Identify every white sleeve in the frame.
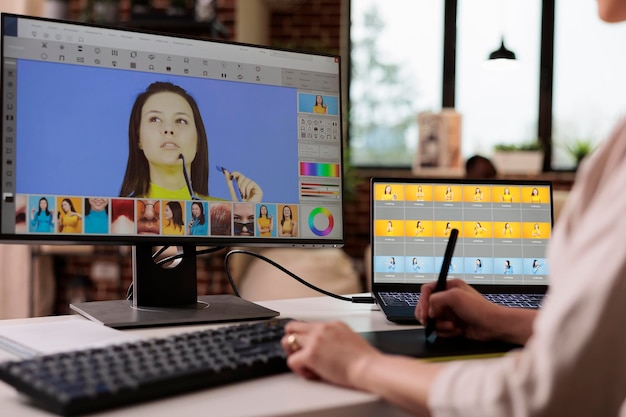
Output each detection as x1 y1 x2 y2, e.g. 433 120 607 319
429 120 626 417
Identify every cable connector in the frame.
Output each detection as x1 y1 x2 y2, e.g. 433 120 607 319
350 296 376 304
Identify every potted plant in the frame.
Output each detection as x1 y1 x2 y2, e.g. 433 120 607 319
565 139 596 167
492 140 543 175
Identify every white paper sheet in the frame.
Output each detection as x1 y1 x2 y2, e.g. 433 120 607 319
0 318 139 360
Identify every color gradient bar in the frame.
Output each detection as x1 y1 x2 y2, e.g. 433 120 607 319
299 162 340 177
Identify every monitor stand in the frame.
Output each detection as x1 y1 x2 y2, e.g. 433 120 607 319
70 244 279 329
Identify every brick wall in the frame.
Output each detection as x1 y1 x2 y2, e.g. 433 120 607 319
268 0 342 53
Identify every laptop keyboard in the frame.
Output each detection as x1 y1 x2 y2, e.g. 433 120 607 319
483 293 544 309
380 292 543 309
380 291 421 307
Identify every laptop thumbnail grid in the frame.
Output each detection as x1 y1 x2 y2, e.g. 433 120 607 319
371 179 553 288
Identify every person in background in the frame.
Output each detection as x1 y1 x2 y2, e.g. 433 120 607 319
279 2 626 416
465 154 497 179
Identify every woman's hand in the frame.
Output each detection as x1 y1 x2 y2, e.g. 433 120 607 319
417 279 508 342
281 320 382 389
222 169 263 202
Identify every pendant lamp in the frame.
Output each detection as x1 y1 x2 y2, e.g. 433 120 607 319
488 37 517 61
486 0 518 68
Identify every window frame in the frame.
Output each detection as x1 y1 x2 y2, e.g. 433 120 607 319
348 0 558 171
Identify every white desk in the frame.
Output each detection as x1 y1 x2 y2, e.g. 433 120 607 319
0 295 416 417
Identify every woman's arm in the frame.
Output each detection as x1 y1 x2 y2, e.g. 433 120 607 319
283 320 442 417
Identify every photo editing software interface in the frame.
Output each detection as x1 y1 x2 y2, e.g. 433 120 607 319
0 14 344 246
372 180 552 286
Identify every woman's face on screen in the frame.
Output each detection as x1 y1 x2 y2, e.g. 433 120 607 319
191 203 201 218
164 204 173 220
138 92 198 170
89 198 107 211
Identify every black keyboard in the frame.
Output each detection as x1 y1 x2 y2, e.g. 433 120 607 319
380 291 543 309
0 318 291 416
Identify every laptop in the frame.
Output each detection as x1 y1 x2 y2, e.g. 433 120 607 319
370 177 552 324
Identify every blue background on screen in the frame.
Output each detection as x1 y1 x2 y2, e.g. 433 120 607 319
374 256 404 273
298 93 339 115
464 257 494 274
15 60 298 203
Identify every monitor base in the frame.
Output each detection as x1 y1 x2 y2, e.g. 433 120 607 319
70 294 279 329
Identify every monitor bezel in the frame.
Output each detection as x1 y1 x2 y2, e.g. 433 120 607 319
0 13 345 249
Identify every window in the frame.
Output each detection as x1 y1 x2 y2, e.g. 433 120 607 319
349 0 444 167
552 0 626 168
350 0 626 170
456 0 541 157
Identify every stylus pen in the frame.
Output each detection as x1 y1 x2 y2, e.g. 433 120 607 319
424 228 459 341
216 165 243 201
179 154 201 200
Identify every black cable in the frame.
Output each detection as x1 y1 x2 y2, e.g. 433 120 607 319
155 246 225 266
223 249 375 304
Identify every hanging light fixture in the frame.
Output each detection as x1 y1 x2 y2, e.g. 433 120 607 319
485 0 518 69
489 37 516 60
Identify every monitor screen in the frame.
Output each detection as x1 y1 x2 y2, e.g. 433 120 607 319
0 13 344 327
0 13 344 248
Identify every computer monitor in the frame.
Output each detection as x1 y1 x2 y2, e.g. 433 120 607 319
0 13 344 328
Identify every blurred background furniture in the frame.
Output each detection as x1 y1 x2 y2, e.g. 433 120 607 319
229 248 362 301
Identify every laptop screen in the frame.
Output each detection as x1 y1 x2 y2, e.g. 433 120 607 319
371 178 553 289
